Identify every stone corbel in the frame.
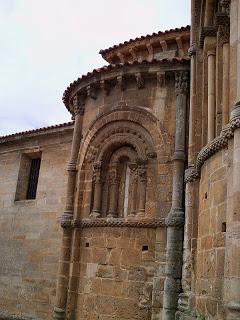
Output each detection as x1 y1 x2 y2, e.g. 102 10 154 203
135 73 144 89
176 36 184 56
117 75 126 91
146 42 154 61
160 40 168 51
117 52 125 64
100 80 111 96
129 48 138 62
87 84 97 100
156 72 165 87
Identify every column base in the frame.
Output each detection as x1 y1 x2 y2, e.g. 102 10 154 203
107 212 117 218
225 302 240 320
90 211 101 218
178 292 192 312
53 306 65 319
175 311 195 320
136 211 145 217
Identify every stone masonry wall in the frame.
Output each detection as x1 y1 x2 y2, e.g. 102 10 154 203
195 147 229 319
0 131 72 319
75 226 166 320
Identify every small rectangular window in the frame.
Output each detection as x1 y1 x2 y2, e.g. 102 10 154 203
15 151 41 201
26 158 41 199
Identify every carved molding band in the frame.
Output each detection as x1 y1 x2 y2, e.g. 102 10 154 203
185 102 240 183
72 218 166 229
184 167 199 183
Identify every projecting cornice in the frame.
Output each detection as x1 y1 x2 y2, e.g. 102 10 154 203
99 25 190 64
62 58 190 115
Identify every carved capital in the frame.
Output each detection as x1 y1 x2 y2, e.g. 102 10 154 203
218 25 230 45
137 160 147 182
220 0 230 14
175 71 189 95
72 94 85 116
135 73 145 89
93 161 102 183
108 164 119 185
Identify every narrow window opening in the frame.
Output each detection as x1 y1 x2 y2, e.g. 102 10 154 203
204 192 208 199
15 152 41 201
85 242 90 247
222 222 226 232
142 245 149 251
26 158 41 199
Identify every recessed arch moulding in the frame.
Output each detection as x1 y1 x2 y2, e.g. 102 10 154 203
74 105 174 221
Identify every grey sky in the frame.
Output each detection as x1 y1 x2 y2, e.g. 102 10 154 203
0 0 190 136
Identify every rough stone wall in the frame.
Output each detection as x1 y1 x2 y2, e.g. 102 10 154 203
195 147 229 319
75 227 166 320
0 132 72 319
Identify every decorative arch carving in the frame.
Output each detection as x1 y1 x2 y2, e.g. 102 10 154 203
76 106 169 220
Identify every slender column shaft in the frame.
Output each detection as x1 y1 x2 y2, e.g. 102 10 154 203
92 182 102 214
54 96 84 319
107 164 119 217
163 71 189 320
222 42 230 125
91 162 102 218
137 160 147 216
207 50 216 142
129 164 138 216
178 42 198 312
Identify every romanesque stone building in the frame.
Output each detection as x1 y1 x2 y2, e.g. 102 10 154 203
0 1 239 319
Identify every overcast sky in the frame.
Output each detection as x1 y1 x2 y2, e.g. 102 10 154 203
0 0 190 136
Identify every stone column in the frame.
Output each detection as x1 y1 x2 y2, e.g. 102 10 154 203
129 163 138 217
90 161 102 218
163 71 189 320
222 41 230 125
136 159 147 217
107 163 119 217
53 95 84 319
207 49 216 142
178 44 199 313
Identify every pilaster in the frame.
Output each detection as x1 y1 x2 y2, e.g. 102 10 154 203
162 71 189 320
